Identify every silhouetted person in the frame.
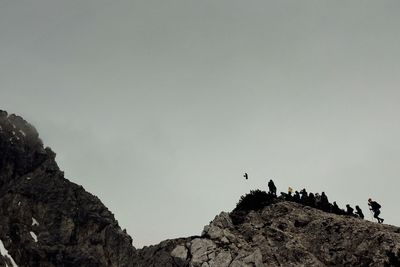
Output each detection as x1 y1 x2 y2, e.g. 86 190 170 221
279 192 287 200
346 204 354 216
315 193 321 208
327 202 333 213
300 189 308 203
293 191 301 203
368 198 384 223
281 188 293 201
355 205 364 219
307 193 316 207
332 201 344 215
243 173 248 180
268 179 277 196
286 187 293 201
320 192 330 212
288 187 293 195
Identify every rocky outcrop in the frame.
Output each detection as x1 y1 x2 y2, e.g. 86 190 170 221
0 111 135 266
1 110 399 266
135 202 400 267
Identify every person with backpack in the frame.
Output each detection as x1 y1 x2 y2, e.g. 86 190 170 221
332 201 344 215
300 189 308 203
307 193 316 207
284 187 293 201
320 192 330 212
368 198 384 223
268 179 277 196
355 205 364 219
293 191 301 203
346 204 355 216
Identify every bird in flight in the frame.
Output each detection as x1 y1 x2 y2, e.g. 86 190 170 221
243 173 248 180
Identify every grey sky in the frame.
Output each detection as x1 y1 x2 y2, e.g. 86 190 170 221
1 1 400 247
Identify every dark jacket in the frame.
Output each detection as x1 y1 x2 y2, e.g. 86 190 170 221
369 201 381 211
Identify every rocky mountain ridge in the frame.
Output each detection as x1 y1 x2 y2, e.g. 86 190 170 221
0 111 135 266
1 110 399 267
134 192 400 267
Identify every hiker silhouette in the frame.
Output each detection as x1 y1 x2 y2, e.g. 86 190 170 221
308 193 316 207
320 192 330 212
346 204 354 216
293 191 301 203
300 189 308 203
268 179 277 196
332 201 344 215
368 198 384 223
355 205 364 219
286 187 293 201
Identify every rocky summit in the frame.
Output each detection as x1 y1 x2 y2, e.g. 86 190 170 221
1 110 400 267
135 199 400 267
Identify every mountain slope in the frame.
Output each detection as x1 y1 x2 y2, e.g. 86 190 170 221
0 111 135 266
135 200 400 267
1 110 399 267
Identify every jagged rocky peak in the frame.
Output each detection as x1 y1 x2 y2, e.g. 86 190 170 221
0 110 135 266
0 110 52 188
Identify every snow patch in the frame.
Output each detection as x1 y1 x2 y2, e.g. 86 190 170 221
30 231 38 243
18 130 26 137
26 177 31 180
0 239 18 267
12 131 15 135
32 218 39 226
17 202 21 206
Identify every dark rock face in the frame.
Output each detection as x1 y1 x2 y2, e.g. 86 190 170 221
0 111 135 266
1 110 400 266
136 203 400 267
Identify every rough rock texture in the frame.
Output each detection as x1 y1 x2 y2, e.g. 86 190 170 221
136 203 400 267
1 110 400 266
0 111 135 266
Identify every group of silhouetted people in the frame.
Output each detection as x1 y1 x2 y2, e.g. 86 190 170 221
264 179 384 224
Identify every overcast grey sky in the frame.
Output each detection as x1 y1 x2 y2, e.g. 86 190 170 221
1 0 400 247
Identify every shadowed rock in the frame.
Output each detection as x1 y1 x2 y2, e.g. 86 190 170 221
136 202 400 266
0 111 135 266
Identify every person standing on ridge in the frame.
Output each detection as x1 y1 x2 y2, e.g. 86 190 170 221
315 193 321 208
300 189 308 203
308 193 316 207
346 204 354 216
320 192 330 212
368 198 384 223
332 201 344 215
293 191 301 203
288 187 293 195
268 179 277 196
286 187 293 200
355 205 364 219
